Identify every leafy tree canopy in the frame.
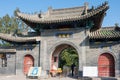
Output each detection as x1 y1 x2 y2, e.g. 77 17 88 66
0 8 33 46
59 47 79 69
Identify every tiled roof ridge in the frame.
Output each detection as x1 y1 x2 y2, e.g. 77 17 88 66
89 26 120 41
52 6 85 11
95 26 120 31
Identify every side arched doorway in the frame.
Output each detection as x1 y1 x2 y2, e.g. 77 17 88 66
98 53 115 77
51 44 79 76
23 55 34 74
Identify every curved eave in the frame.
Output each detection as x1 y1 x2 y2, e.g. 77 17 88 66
0 33 40 43
0 49 16 53
17 3 109 24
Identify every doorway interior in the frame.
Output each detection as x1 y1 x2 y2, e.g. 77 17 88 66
51 44 79 76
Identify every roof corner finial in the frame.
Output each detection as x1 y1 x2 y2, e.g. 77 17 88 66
115 23 119 27
84 2 89 15
40 10 42 14
91 6 94 10
102 1 108 6
105 1 108 5
38 10 42 18
114 23 120 31
48 6 52 11
14 8 21 17
48 6 52 15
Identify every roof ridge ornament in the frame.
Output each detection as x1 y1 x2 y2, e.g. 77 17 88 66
38 11 42 18
114 23 120 31
48 6 52 15
84 2 89 15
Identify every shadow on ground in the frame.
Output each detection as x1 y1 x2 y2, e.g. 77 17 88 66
100 77 117 80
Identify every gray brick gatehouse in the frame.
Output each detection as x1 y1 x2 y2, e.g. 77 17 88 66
0 1 120 77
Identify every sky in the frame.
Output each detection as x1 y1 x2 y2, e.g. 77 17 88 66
0 0 120 27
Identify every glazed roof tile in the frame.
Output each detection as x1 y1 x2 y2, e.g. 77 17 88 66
89 27 120 40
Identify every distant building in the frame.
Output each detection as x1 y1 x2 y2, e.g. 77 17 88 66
0 1 120 77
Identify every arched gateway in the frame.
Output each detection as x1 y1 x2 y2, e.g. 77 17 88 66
1 1 120 77
98 53 115 77
50 44 79 74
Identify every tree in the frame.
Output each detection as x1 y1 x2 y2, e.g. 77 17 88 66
59 47 79 69
0 8 33 46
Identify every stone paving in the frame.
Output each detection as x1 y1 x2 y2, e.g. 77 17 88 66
1 75 120 80
0 75 78 80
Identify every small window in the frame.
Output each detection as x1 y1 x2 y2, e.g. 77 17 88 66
54 57 57 62
1 54 7 67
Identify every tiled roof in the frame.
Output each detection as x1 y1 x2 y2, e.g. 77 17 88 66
16 2 109 24
0 33 41 43
89 27 120 41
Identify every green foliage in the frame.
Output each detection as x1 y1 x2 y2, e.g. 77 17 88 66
59 47 78 69
0 40 11 46
0 14 19 34
0 8 33 46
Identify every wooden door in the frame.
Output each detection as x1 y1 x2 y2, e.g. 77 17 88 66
24 55 34 74
98 53 115 77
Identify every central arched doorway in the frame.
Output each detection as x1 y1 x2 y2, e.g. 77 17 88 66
51 44 79 76
98 53 115 77
59 47 79 69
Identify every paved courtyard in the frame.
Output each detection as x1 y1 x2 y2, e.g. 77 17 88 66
1 75 120 80
0 75 78 80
